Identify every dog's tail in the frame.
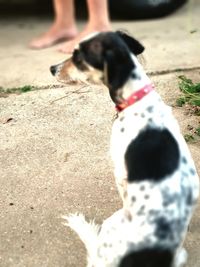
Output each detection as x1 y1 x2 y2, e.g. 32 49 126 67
62 213 100 262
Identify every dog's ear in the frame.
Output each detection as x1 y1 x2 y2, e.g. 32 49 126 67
116 31 145 55
104 48 134 103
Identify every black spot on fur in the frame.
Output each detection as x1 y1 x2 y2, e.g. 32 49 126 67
155 217 171 240
182 157 187 164
162 197 175 207
144 195 149 199
183 185 195 206
131 72 138 79
132 196 136 202
146 106 154 113
140 185 145 191
149 209 160 217
121 128 125 132
125 128 180 182
189 168 195 175
141 113 145 118
137 205 145 215
186 189 193 205
162 190 177 207
119 247 173 267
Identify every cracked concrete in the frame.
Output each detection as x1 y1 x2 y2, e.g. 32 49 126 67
0 1 200 266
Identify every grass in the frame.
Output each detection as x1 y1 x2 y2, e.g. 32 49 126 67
176 75 200 142
196 127 200 137
176 75 200 109
0 85 35 96
0 84 65 97
184 134 195 143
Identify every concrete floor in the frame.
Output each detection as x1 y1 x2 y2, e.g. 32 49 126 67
0 1 200 266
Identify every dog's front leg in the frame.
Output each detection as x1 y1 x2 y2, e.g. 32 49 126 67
114 166 128 204
111 136 128 204
110 118 131 205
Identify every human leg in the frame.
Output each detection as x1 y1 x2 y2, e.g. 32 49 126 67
58 0 111 53
29 0 77 49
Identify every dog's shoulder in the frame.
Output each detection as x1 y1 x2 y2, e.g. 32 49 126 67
125 127 180 183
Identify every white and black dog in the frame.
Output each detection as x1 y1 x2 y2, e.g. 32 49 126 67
50 31 199 267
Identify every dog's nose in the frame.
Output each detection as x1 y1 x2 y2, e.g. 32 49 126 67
50 65 57 76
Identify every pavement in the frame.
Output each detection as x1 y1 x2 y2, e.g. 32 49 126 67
0 1 200 266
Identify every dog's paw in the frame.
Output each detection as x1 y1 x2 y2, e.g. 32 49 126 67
174 247 188 267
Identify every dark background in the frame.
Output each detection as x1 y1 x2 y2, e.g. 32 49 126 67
0 0 188 20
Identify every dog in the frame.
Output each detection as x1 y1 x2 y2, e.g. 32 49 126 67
50 31 199 267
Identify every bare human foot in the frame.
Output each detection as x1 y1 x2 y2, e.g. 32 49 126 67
57 24 112 54
29 23 78 50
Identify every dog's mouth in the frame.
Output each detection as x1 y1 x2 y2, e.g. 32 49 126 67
50 59 80 83
50 58 104 85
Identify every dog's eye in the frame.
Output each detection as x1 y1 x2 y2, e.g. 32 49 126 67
72 49 88 71
72 49 83 64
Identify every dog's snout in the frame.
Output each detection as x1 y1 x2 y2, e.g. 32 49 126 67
50 65 57 76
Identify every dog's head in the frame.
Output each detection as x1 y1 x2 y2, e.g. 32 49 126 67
50 31 144 104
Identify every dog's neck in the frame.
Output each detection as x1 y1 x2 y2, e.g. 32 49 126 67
123 56 151 99
116 56 153 111
116 84 154 112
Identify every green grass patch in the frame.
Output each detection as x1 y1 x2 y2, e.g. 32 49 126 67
196 127 200 137
176 75 200 143
176 75 200 108
0 85 35 95
184 129 200 143
184 134 195 143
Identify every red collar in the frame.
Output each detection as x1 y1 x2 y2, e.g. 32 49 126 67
116 84 154 112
